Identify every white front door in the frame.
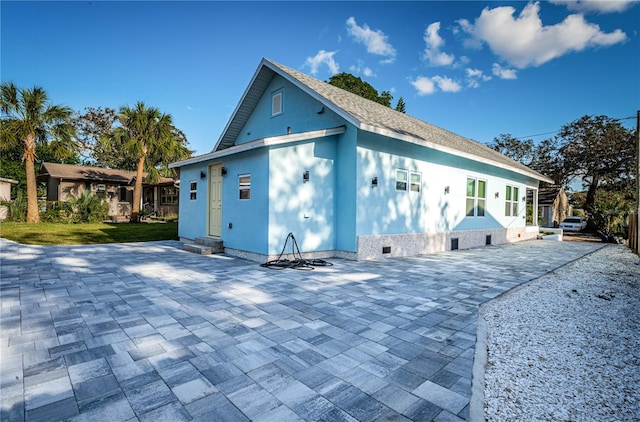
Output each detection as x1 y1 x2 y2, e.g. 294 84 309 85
208 164 223 237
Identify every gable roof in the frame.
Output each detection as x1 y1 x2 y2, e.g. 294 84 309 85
181 58 552 183
38 162 174 185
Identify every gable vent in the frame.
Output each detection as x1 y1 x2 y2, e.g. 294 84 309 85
272 92 282 116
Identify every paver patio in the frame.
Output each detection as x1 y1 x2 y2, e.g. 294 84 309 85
0 238 603 421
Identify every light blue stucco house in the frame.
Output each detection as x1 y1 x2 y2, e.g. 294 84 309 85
169 58 553 261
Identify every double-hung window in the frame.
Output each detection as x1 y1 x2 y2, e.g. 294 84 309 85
396 169 421 192
505 185 519 216
189 181 197 200
466 177 486 217
239 174 251 200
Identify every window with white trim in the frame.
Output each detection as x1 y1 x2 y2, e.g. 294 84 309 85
396 169 408 191
239 174 251 200
189 181 197 200
466 177 486 217
410 172 421 192
272 91 283 116
161 186 178 205
505 185 519 216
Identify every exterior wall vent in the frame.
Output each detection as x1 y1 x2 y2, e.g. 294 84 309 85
486 235 492 245
382 246 391 254
451 238 459 250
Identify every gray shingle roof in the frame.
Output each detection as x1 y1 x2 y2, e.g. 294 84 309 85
213 58 552 183
38 162 174 185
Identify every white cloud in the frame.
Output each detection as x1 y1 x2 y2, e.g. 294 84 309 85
423 22 455 66
349 62 375 77
466 68 492 88
410 75 461 95
465 2 627 68
346 17 396 61
305 50 340 75
433 76 462 92
550 0 639 13
492 63 518 79
410 76 436 95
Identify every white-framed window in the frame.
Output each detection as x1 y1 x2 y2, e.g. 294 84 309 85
239 174 251 200
505 185 519 216
410 172 421 193
272 91 283 116
466 177 486 217
161 186 178 205
189 181 197 200
396 169 421 192
396 169 408 191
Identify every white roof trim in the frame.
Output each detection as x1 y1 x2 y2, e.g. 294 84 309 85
170 126 346 168
360 123 554 184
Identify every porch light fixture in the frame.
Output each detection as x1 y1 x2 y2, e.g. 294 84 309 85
303 171 310 182
221 167 227 176
522 196 526 202
372 177 378 188
444 186 450 194
200 171 206 179
495 192 499 199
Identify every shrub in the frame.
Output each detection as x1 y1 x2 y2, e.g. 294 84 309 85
0 190 27 222
69 191 108 223
588 191 633 241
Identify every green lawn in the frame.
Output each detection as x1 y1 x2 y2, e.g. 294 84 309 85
0 221 179 245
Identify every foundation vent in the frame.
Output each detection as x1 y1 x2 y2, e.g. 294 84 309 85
451 238 459 250
382 246 391 254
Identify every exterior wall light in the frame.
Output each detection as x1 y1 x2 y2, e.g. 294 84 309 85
303 171 310 182
372 177 378 188
200 171 206 179
444 186 450 194
221 167 227 176
495 192 499 199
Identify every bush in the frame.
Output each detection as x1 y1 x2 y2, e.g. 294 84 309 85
588 191 633 241
0 190 27 222
69 191 109 223
41 201 74 223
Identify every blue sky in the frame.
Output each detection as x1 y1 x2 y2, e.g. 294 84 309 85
2 1 639 157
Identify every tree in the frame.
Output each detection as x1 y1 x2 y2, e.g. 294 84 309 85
395 97 406 113
558 115 635 210
110 102 192 222
328 73 395 108
488 134 535 166
0 83 76 222
73 107 127 168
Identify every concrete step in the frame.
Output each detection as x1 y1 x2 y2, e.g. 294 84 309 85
194 237 224 253
183 243 213 255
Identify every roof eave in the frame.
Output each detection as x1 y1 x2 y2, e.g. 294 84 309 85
170 125 347 168
360 123 554 184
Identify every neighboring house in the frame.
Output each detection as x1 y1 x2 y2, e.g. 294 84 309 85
0 177 19 221
37 162 179 219
538 187 571 228
170 58 553 261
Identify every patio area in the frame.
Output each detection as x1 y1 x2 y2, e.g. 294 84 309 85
0 238 603 421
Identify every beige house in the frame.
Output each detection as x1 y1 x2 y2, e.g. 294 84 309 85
0 177 19 220
38 162 178 219
538 187 571 228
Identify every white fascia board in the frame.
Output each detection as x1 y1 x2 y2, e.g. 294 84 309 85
360 123 554 184
169 126 346 168
262 61 361 128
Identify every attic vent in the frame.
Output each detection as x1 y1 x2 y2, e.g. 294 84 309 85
272 91 282 116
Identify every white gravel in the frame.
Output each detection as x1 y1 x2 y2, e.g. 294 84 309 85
481 245 640 421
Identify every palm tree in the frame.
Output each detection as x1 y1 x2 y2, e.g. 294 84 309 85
111 102 191 222
0 83 75 222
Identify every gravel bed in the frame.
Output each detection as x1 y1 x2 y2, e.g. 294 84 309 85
482 245 640 421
